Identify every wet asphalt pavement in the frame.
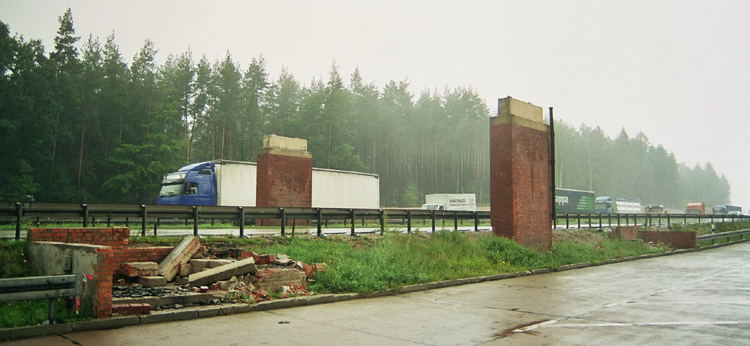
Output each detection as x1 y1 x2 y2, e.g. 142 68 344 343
6 241 750 346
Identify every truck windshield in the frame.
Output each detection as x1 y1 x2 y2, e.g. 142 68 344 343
159 183 183 197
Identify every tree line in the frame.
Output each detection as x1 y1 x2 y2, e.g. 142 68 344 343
554 122 731 209
0 10 732 209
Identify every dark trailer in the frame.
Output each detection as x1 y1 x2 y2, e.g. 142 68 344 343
555 188 595 214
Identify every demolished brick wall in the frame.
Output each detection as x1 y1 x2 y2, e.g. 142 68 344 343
28 227 178 318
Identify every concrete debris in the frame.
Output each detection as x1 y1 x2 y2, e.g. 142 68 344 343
138 276 168 287
177 263 192 277
256 268 306 292
120 262 159 277
159 236 201 281
274 253 293 265
188 257 257 287
112 303 151 315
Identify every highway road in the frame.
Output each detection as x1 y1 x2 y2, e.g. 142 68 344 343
6 241 750 345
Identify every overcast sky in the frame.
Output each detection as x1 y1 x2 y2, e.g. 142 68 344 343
2 1 749 211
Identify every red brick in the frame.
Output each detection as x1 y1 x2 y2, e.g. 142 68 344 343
490 106 552 251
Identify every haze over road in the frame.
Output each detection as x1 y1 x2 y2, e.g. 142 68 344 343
1 1 749 211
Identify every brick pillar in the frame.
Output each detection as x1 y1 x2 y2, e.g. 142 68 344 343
256 135 313 225
490 97 552 251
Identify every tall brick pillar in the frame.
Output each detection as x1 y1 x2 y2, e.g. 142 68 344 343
256 135 313 220
490 97 552 251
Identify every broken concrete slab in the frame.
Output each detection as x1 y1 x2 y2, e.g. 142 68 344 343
121 262 159 277
208 259 235 268
274 254 293 265
177 263 192 277
159 236 201 281
138 276 168 287
188 257 257 287
256 268 306 292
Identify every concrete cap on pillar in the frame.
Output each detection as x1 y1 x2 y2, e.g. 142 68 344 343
493 97 547 132
263 134 308 151
497 97 543 122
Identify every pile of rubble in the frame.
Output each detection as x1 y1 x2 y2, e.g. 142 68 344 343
112 236 326 315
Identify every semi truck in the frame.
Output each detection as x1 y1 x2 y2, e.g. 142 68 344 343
156 160 380 209
420 194 476 211
594 196 642 213
554 188 595 213
685 202 705 214
712 205 742 214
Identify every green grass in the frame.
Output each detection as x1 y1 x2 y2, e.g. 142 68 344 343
0 299 91 328
238 230 668 293
0 240 35 278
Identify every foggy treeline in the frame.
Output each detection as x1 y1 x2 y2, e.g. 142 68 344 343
555 122 731 209
0 11 731 209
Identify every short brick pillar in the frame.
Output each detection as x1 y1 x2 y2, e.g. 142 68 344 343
490 97 552 251
256 135 313 225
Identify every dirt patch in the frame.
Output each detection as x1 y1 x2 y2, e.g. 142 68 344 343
553 229 605 244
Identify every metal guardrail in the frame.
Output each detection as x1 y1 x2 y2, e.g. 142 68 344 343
3 202 748 239
553 212 750 229
697 229 750 244
0 273 84 323
0 202 491 240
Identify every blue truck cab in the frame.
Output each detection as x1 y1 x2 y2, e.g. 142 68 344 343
155 161 217 206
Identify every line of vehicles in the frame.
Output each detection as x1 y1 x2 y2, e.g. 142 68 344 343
154 160 741 215
555 188 744 215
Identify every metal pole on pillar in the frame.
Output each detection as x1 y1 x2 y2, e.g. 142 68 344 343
238 207 245 238
549 107 556 225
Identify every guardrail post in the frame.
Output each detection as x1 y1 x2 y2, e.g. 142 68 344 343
598 213 602 228
350 209 356 236
625 214 629 226
47 297 55 323
683 214 687 225
577 214 581 229
238 207 245 238
454 211 458 231
587 214 592 229
193 206 199 236
431 210 436 233
140 205 147 237
379 209 385 235
565 213 569 229
407 210 412 234
107 212 112 227
154 218 158 237
474 212 479 232
82 204 89 227
15 202 23 240
280 208 286 236
316 208 323 237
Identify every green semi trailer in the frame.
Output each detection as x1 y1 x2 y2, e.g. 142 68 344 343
555 188 595 213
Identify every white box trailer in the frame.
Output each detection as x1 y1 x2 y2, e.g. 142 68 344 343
158 160 380 209
421 194 476 211
312 168 380 209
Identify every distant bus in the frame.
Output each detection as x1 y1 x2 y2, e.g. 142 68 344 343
595 196 642 213
554 188 595 213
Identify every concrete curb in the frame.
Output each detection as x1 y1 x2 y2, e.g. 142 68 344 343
2 238 747 341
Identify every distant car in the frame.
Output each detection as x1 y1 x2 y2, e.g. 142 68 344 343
727 211 743 216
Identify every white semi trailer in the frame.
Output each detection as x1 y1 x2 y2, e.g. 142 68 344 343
420 194 477 211
157 160 380 209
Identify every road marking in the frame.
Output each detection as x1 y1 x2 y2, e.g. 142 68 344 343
513 319 559 333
